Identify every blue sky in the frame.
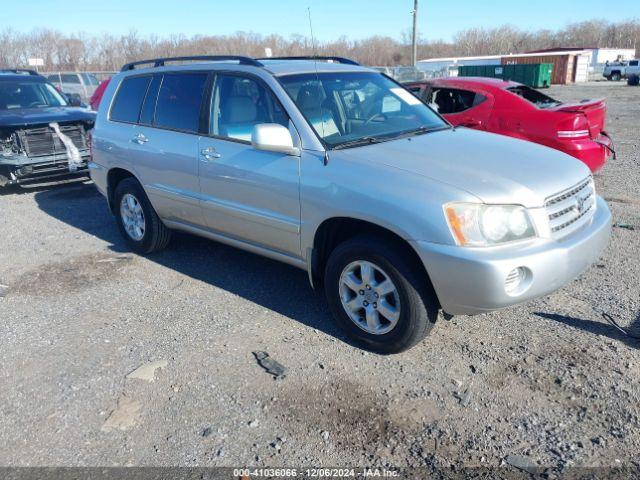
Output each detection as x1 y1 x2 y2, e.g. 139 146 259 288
3 0 637 41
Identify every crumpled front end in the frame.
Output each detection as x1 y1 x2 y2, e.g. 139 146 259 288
0 122 91 186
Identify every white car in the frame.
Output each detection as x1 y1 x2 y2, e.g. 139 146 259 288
45 72 100 102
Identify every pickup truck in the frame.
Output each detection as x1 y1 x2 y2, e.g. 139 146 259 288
603 59 639 81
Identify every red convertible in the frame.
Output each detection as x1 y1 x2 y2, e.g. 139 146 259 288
404 77 613 172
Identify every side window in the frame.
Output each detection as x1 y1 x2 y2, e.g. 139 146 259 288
60 74 81 84
154 73 208 133
630 60 639 66
110 76 152 123
432 88 486 114
139 75 162 126
46 74 59 83
210 74 288 142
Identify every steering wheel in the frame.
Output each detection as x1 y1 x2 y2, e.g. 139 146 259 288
363 112 387 125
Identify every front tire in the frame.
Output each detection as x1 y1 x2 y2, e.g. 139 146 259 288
324 235 438 354
114 177 171 254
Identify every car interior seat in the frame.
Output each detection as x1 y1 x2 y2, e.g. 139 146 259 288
219 95 258 141
296 84 340 138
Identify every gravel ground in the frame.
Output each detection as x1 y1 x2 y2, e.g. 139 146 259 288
0 81 638 474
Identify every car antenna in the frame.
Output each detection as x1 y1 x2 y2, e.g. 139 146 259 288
307 7 329 166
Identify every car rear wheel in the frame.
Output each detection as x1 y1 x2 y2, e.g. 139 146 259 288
114 177 171 254
324 235 438 354
611 72 621 81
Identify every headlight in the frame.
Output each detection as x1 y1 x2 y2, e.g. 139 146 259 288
444 203 536 246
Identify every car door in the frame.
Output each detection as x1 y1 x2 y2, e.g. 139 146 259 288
428 87 493 130
134 71 209 227
198 72 301 257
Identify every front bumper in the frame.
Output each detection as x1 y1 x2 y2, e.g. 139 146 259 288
0 153 90 186
412 196 612 315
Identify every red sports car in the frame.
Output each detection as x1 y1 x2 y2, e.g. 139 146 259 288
404 77 614 172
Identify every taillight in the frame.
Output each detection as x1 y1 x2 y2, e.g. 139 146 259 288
557 114 590 139
557 129 589 138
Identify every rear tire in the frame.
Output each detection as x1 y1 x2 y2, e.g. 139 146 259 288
113 177 171 254
611 72 621 81
324 235 438 354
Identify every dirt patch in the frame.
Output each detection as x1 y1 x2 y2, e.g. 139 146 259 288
9 253 134 297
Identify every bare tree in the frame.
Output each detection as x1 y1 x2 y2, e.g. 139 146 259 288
0 19 638 70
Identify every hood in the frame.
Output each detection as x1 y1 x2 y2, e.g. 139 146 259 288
335 127 591 207
0 107 96 128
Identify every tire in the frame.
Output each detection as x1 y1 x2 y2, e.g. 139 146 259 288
628 75 640 86
113 177 171 254
611 72 621 82
324 235 438 354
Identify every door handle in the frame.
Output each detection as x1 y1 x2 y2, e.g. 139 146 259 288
200 147 221 161
132 133 148 144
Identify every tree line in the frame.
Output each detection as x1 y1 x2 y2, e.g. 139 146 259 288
0 19 638 71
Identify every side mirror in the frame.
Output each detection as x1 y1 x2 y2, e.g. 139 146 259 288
251 123 300 156
65 93 83 107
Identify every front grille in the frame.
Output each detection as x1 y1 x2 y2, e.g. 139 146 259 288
17 124 87 158
545 176 596 238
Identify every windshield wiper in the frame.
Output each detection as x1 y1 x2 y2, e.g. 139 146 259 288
332 136 383 150
396 125 450 139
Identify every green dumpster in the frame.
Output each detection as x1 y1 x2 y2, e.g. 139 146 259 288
458 63 553 88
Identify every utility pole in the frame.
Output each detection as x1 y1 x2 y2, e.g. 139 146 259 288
411 0 418 66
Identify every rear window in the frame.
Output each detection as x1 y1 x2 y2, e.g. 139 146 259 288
60 74 81 84
154 73 208 133
507 86 560 109
110 76 152 123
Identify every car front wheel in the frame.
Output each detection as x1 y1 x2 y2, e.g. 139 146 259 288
324 235 438 354
114 177 171 254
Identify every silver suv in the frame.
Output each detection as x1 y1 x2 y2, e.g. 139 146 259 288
90 55 611 353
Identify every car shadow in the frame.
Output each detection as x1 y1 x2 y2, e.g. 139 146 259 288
0 177 90 196
34 182 355 347
534 312 640 349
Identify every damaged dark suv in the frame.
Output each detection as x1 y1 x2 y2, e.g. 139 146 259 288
0 69 95 188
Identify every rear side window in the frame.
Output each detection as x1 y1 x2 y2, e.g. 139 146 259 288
46 74 59 83
139 75 162 126
81 73 100 86
154 73 208 133
110 76 152 123
60 74 81 84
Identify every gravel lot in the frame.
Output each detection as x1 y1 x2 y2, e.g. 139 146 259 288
0 81 638 474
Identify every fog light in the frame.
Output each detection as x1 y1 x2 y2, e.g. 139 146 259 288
505 267 528 295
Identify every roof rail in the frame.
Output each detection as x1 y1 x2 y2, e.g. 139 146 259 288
121 55 264 71
259 56 360 66
0 69 41 76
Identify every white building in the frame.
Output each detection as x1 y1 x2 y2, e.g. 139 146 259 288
589 48 636 66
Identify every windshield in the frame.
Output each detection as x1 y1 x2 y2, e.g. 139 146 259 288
0 80 68 109
279 72 448 148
